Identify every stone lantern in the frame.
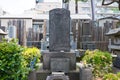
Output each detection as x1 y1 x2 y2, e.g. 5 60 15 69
106 28 120 69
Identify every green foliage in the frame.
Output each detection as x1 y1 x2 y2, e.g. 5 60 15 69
22 47 41 70
111 8 119 13
0 39 28 80
0 39 41 80
117 72 120 78
82 49 112 77
103 73 120 80
116 22 120 28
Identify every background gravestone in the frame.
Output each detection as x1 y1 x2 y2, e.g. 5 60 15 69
49 8 70 52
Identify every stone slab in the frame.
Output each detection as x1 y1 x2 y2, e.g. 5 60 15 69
50 58 70 73
43 52 76 71
113 57 120 68
79 67 93 80
46 74 69 80
49 8 70 52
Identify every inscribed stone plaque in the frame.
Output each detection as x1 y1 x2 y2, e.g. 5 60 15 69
43 52 76 70
49 8 70 52
50 58 70 73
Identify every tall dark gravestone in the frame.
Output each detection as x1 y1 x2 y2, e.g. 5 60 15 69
43 8 76 73
49 9 70 52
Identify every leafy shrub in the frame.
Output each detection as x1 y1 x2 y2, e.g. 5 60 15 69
22 47 41 70
0 39 29 80
103 73 120 80
117 72 120 78
0 39 41 80
82 49 112 77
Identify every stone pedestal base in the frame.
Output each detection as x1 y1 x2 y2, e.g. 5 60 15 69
51 58 70 73
28 69 79 80
79 67 93 80
43 52 76 72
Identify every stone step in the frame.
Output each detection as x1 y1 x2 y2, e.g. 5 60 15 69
28 70 79 80
46 73 69 80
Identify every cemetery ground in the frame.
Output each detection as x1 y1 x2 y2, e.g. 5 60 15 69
0 39 120 80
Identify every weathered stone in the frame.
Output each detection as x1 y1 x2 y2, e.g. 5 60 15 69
46 73 69 80
113 57 120 68
50 58 70 73
49 8 70 52
28 68 80 80
79 67 93 80
43 52 76 71
29 8 79 80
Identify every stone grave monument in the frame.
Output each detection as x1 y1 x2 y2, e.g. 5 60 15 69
29 8 79 80
43 8 76 80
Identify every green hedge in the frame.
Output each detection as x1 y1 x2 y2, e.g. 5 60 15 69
0 39 41 80
103 72 120 80
82 49 112 78
0 39 28 80
22 47 41 70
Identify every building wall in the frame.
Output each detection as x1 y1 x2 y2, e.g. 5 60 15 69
24 2 62 15
69 0 91 15
35 2 62 14
1 19 8 27
36 0 44 3
26 19 33 31
94 0 120 19
69 0 120 19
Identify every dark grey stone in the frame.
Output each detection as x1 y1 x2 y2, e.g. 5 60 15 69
50 58 70 73
28 70 36 80
46 74 69 80
28 69 80 80
43 52 76 71
79 67 93 80
36 70 51 80
113 57 120 68
49 8 70 52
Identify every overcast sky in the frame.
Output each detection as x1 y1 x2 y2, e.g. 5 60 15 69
0 0 61 14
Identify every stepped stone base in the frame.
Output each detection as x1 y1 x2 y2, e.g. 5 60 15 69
43 52 76 71
28 69 79 80
46 72 69 80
